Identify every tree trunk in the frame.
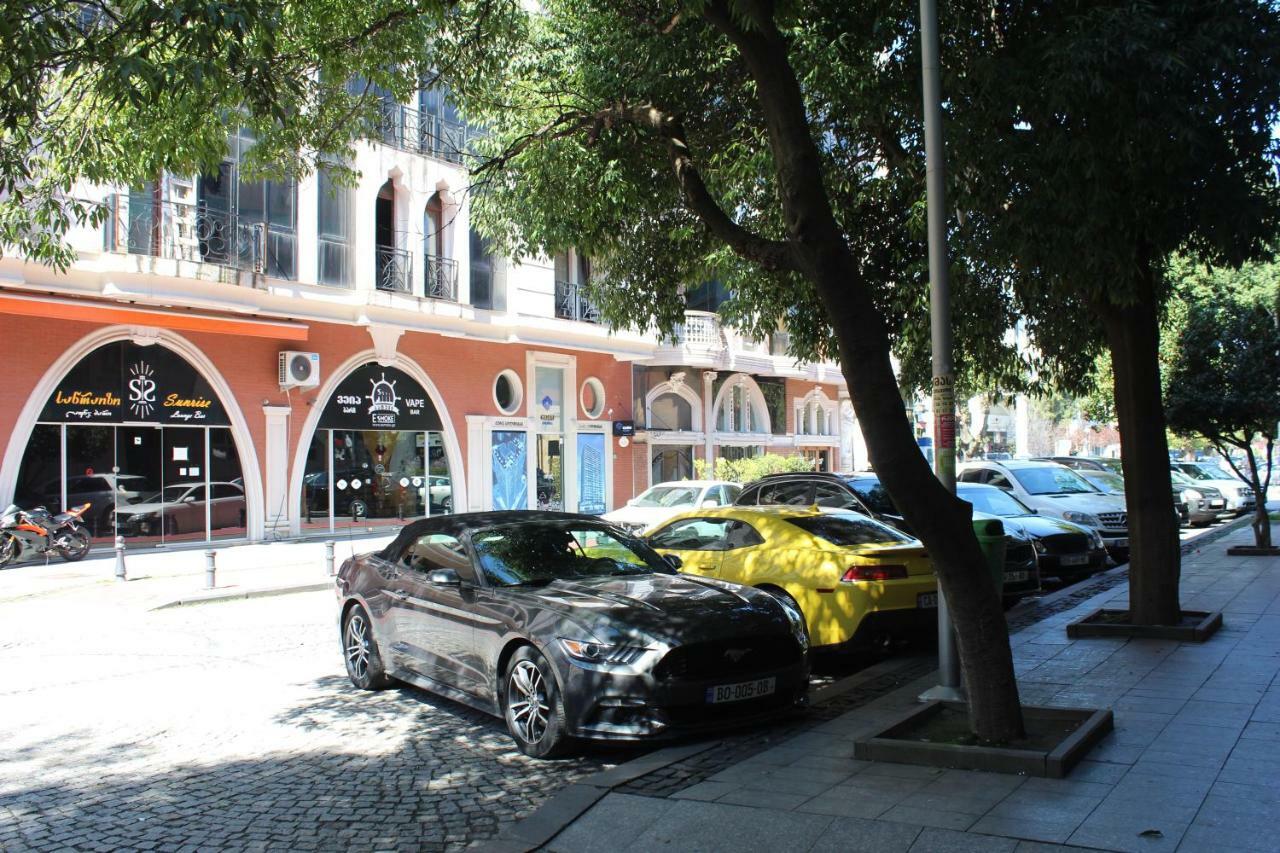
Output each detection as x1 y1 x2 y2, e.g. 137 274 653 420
1097 266 1181 625
1245 445 1272 549
702 3 1025 742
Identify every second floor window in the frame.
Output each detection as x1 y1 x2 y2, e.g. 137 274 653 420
470 227 493 309
317 166 352 286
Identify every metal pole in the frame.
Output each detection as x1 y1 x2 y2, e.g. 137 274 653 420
204 549 216 590
325 540 336 577
114 535 127 582
919 0 963 702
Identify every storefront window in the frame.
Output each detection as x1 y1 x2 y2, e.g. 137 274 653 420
533 364 565 510
13 341 247 549
576 432 605 514
492 430 528 510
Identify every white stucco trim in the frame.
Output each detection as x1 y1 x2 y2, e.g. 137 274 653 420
0 325 267 540
644 377 703 432
285 348 466 535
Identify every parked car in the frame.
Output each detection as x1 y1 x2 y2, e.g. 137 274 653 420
956 483 1108 583
32 473 150 536
603 480 741 535
303 468 373 518
1039 456 1201 526
957 460 1130 557
418 475 453 513
1171 461 1255 516
336 511 809 757
111 482 245 536
646 506 936 650
734 471 1038 605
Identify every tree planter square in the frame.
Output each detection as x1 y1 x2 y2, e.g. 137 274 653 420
1065 608 1223 642
1226 545 1280 556
853 701 1113 779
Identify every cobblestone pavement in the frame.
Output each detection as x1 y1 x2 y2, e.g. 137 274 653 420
0 588 634 852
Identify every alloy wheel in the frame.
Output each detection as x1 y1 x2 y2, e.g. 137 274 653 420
345 612 371 681
507 660 550 744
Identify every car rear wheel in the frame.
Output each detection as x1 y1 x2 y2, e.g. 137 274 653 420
503 646 568 758
342 605 392 690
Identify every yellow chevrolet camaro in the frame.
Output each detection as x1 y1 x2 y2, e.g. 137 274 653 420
644 506 937 649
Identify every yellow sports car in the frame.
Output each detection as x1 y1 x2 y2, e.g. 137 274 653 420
644 506 937 649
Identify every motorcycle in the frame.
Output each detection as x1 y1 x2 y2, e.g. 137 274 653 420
0 503 93 567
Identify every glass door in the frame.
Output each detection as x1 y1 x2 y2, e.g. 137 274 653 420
161 427 208 544
115 426 165 545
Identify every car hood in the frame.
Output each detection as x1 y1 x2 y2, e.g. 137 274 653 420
998 514 1093 539
501 572 785 646
600 506 692 529
1026 493 1125 515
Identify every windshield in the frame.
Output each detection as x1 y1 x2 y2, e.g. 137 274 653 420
1011 467 1100 495
631 485 702 508
1083 471 1125 494
1176 463 1220 482
786 513 911 546
958 487 1033 517
472 522 673 587
133 486 194 504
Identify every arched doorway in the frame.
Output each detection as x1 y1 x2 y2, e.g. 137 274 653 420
292 355 464 534
8 336 258 547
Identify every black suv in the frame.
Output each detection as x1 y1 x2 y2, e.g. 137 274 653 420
735 472 1040 604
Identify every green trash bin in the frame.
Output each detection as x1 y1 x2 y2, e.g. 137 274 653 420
970 512 1008 598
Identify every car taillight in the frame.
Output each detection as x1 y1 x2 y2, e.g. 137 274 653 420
842 564 909 582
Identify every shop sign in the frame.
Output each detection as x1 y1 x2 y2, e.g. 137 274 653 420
318 364 442 432
40 341 230 425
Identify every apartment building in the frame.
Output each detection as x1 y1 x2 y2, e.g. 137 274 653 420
0 86 853 551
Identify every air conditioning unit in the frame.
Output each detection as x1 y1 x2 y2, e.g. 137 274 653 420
279 351 320 389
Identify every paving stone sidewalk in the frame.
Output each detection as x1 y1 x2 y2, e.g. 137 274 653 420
541 522 1280 853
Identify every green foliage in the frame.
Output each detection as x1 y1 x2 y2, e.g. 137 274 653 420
692 453 815 484
0 0 524 268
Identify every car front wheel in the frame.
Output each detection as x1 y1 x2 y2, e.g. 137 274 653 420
503 646 568 758
342 604 392 690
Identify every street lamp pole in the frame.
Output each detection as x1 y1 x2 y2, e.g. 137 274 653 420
918 0 964 702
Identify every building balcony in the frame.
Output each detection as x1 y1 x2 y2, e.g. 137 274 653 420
425 256 459 301
555 280 601 323
375 246 412 293
104 194 296 279
377 103 477 166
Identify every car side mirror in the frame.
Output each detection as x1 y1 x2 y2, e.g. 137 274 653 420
626 498 637 506
700 499 718 508
429 568 462 586
663 554 683 570
182 495 196 504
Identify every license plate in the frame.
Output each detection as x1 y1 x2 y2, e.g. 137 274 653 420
706 677 776 704
1004 571 1030 583
1112 539 1128 548
1060 554 1088 567
918 592 938 608
1209 500 1225 508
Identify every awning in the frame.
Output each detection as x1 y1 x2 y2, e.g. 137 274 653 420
0 293 308 341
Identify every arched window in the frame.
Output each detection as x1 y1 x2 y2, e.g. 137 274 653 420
425 192 444 259
713 375 770 434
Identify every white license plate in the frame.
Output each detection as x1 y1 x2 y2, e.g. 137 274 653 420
918 592 938 608
706 677 776 704
1112 539 1128 548
1060 554 1088 567
1209 500 1225 508
1004 571 1030 583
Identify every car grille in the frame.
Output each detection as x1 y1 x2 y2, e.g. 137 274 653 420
1098 512 1127 529
653 636 802 682
1006 541 1036 567
1039 532 1090 554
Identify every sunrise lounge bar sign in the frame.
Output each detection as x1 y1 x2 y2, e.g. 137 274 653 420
40 341 230 426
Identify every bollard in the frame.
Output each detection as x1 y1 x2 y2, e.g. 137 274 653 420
325 540 336 576
204 549 216 590
114 535 127 582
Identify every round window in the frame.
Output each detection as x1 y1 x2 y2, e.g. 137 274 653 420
494 369 523 415
580 377 605 419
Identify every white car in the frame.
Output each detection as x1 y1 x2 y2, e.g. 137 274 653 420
1171 461 1256 515
602 480 742 535
957 460 1130 553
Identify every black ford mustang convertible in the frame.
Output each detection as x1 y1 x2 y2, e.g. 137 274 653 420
336 511 810 756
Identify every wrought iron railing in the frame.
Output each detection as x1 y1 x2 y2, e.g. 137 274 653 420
555 280 601 323
104 194 296 277
375 246 412 293
377 103 477 165
425 256 459 301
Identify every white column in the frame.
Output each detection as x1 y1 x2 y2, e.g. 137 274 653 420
702 371 717 466
263 405 291 537
296 173 319 285
1015 393 1030 457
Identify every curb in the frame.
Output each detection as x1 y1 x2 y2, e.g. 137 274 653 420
474 654 927 853
152 580 333 609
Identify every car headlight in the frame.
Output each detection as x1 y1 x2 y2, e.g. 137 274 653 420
771 595 809 651
1089 529 1105 549
1063 511 1100 527
557 638 645 666
1182 489 1203 501
1029 537 1044 555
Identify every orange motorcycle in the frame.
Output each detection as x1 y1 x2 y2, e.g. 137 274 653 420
0 503 92 567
